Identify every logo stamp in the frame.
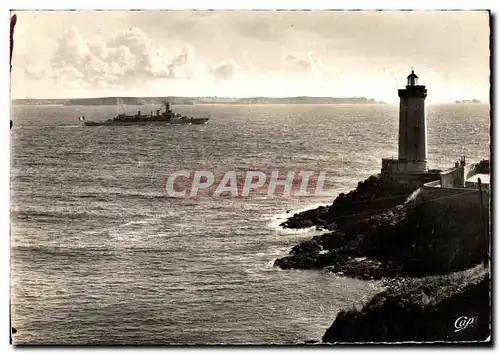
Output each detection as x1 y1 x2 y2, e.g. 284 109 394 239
454 316 476 332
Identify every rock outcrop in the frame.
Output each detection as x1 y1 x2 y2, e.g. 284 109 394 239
276 167 491 343
280 174 416 230
275 173 488 279
322 267 490 343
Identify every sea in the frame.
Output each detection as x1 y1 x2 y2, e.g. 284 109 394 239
10 103 490 344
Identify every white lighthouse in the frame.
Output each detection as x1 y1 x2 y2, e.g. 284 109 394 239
381 70 428 177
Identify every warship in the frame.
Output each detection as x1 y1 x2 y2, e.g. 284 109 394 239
79 101 209 126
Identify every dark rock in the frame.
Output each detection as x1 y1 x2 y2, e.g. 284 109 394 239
290 239 322 256
315 250 348 269
275 168 491 343
322 268 490 343
274 255 317 270
276 170 488 280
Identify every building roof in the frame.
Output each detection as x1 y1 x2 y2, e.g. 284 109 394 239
408 70 418 79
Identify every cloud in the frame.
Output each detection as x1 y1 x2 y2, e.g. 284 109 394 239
26 27 200 89
207 60 239 80
234 20 277 41
285 52 321 72
167 44 195 79
23 26 241 91
11 11 489 100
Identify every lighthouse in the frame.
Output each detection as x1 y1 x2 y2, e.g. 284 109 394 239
398 70 428 172
381 70 429 178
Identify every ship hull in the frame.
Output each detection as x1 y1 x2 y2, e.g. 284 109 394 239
169 118 209 125
80 100 209 126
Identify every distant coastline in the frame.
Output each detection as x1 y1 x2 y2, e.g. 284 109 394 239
11 96 386 106
455 99 482 104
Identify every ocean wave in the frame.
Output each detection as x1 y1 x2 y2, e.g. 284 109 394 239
11 210 111 222
81 214 172 238
11 242 190 256
11 244 117 258
119 217 163 228
75 191 168 201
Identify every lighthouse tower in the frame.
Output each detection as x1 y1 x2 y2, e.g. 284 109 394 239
381 70 429 177
398 70 428 172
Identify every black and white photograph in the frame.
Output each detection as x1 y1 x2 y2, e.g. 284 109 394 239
8 9 491 345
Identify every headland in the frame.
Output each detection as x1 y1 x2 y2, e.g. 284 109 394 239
276 161 490 343
277 71 490 343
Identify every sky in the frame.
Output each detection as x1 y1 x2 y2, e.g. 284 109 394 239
10 10 490 103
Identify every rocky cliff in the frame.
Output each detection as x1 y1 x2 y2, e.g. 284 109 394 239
275 171 488 279
322 266 490 343
276 167 491 343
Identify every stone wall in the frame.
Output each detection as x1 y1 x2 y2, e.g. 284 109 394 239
440 167 462 188
421 184 490 261
439 163 478 188
464 162 477 180
421 183 489 211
